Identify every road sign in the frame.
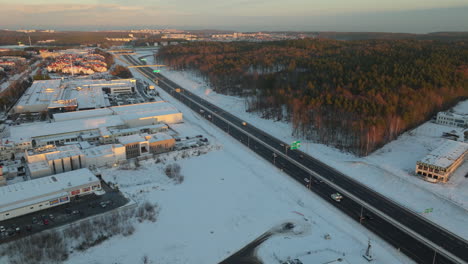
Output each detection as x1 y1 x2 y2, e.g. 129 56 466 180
424 208 433 213
153 70 161 73
291 141 301 150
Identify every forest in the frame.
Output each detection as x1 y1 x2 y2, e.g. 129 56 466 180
156 39 468 156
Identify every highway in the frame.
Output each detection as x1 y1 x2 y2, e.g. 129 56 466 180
123 54 468 264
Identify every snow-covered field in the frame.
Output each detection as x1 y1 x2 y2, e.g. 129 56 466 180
134 50 468 240
67 115 409 264
63 52 414 264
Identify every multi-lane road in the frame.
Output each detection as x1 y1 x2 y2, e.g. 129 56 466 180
123 54 468 264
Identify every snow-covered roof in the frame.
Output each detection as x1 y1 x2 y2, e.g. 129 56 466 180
118 134 146 145
46 145 83 160
8 115 124 141
53 108 113 122
148 132 173 143
83 144 124 158
418 140 468 169
53 101 179 122
15 80 62 110
0 168 99 213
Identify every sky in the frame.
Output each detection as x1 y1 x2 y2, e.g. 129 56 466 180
0 0 467 33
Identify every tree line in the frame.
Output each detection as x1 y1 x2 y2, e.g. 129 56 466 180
156 39 468 156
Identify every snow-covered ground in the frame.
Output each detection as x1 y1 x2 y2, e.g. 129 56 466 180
134 50 468 240
67 114 409 264
63 52 414 264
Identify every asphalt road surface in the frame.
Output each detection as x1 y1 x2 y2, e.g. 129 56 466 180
123 54 468 264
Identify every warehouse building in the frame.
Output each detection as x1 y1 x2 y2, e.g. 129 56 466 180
2 102 181 152
25 145 86 178
416 140 468 183
14 80 63 113
0 168 101 221
13 79 137 114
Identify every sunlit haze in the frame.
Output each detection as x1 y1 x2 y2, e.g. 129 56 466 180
1 0 467 32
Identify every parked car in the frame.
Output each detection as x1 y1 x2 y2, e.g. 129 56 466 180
304 178 310 183
49 214 55 221
71 210 80 215
65 208 72 214
331 193 343 202
0 226 5 232
43 219 49 225
32 217 38 224
26 225 32 232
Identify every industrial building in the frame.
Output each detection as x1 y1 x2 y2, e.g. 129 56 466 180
436 112 468 128
82 144 126 168
416 140 468 183
2 102 181 152
25 145 86 178
13 79 137 114
0 168 101 221
14 80 63 113
118 132 175 159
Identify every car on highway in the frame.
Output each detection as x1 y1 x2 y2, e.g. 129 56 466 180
304 178 310 183
364 214 374 220
331 193 343 202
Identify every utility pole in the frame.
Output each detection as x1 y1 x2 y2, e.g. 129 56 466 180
273 152 277 165
363 239 374 261
360 206 364 224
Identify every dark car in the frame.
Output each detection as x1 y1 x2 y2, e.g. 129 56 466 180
32 217 38 224
65 208 72 214
364 214 374 220
43 219 49 225
26 225 32 232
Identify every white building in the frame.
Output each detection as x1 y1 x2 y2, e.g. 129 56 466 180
0 168 101 221
26 145 86 178
416 140 468 183
14 80 63 113
13 79 138 114
436 112 467 128
82 144 126 168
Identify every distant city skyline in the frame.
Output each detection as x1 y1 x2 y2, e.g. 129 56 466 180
0 0 467 33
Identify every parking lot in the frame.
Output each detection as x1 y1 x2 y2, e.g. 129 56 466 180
0 181 129 243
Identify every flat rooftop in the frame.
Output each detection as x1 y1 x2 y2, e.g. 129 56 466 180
118 134 146 145
53 101 180 122
15 79 62 108
8 115 124 142
418 140 468 169
0 168 99 213
83 144 124 158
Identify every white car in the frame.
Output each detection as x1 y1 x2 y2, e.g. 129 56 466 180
0 226 5 232
304 178 310 183
331 193 343 202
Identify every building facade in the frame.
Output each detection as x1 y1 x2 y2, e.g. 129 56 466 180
416 140 468 183
436 112 467 128
0 168 101 221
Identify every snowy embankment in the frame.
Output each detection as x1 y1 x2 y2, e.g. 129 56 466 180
63 52 412 264
138 51 468 240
